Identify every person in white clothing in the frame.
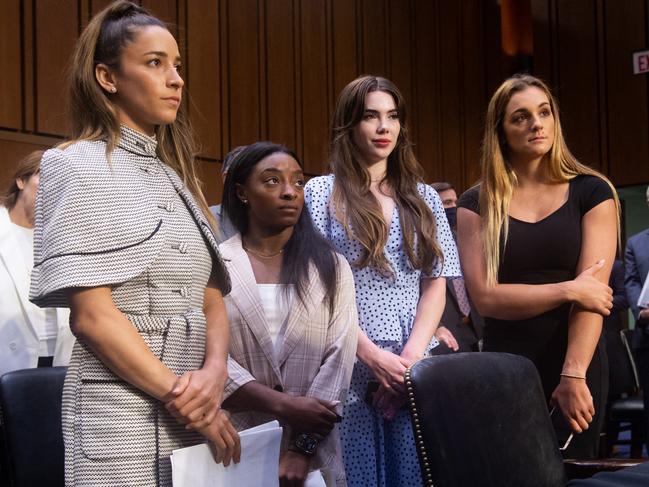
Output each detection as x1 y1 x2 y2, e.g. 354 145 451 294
0 150 75 374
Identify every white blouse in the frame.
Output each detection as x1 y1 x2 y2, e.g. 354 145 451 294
257 284 294 356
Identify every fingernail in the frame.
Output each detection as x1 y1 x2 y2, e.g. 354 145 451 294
331 400 341 406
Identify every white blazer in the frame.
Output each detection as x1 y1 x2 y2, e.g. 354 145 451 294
0 206 74 375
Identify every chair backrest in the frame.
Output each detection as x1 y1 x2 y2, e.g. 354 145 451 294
620 329 640 392
405 352 566 487
0 366 67 487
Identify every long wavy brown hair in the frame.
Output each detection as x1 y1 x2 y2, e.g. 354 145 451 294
65 0 215 228
330 75 443 276
480 74 620 285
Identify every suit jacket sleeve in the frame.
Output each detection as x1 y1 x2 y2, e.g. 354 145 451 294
223 355 256 400
304 256 357 486
305 256 358 406
625 238 644 320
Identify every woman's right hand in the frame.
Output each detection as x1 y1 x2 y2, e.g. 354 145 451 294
279 396 340 437
366 349 409 394
166 366 227 430
197 409 241 466
569 260 613 315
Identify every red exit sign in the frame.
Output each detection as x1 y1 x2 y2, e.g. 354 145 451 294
633 50 649 74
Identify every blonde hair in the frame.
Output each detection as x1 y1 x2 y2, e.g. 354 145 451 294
65 0 215 228
1 150 44 209
480 74 620 285
330 75 443 276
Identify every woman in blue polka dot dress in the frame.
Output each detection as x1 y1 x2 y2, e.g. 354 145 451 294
304 76 461 487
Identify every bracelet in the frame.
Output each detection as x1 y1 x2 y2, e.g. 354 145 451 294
560 373 586 380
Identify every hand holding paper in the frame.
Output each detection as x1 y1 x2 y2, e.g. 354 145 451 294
196 409 241 466
171 421 283 487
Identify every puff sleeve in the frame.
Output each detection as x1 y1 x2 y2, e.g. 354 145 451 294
420 184 461 278
304 175 335 240
30 145 166 308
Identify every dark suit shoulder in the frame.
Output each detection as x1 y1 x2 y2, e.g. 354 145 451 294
628 229 649 246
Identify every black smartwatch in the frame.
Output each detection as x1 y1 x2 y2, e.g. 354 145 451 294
289 433 318 457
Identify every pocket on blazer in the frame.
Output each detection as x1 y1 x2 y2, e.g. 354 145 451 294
79 381 156 460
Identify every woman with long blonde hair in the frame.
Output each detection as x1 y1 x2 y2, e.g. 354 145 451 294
457 74 618 458
29 2 239 485
305 75 461 486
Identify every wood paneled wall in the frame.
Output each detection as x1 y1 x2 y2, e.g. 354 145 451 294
1 0 648 204
532 0 649 187
0 0 498 202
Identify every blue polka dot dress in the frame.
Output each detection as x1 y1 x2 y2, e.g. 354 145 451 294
304 175 461 487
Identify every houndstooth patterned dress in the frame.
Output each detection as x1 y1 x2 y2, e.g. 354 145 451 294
30 126 230 487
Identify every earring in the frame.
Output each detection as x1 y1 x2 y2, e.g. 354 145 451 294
241 199 248 205
110 87 117 93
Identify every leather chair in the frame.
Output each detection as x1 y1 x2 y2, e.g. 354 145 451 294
405 352 566 487
0 366 67 487
605 329 645 457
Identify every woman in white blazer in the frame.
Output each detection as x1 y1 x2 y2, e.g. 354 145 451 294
219 142 358 487
0 150 74 375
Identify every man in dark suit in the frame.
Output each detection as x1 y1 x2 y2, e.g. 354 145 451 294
431 182 484 354
624 189 649 453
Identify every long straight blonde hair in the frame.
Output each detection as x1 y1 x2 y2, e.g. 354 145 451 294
65 0 215 228
480 74 620 285
330 75 443 276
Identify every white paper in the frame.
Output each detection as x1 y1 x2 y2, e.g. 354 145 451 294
638 270 649 308
171 420 282 487
304 470 326 487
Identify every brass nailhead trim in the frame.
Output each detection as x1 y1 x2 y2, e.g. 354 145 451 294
405 367 434 486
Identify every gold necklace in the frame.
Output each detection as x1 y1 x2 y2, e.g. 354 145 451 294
242 242 285 259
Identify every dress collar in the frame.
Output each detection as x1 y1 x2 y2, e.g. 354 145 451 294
117 125 158 157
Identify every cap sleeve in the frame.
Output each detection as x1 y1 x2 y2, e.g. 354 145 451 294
421 184 462 278
30 145 165 308
457 185 481 215
574 175 614 215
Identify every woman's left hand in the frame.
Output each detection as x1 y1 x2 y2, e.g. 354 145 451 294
372 384 406 421
550 376 595 433
165 364 227 429
199 409 241 466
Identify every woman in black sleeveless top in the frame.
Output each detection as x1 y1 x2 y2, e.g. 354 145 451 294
457 74 619 459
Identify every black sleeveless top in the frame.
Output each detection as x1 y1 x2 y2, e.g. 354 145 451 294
457 175 613 365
